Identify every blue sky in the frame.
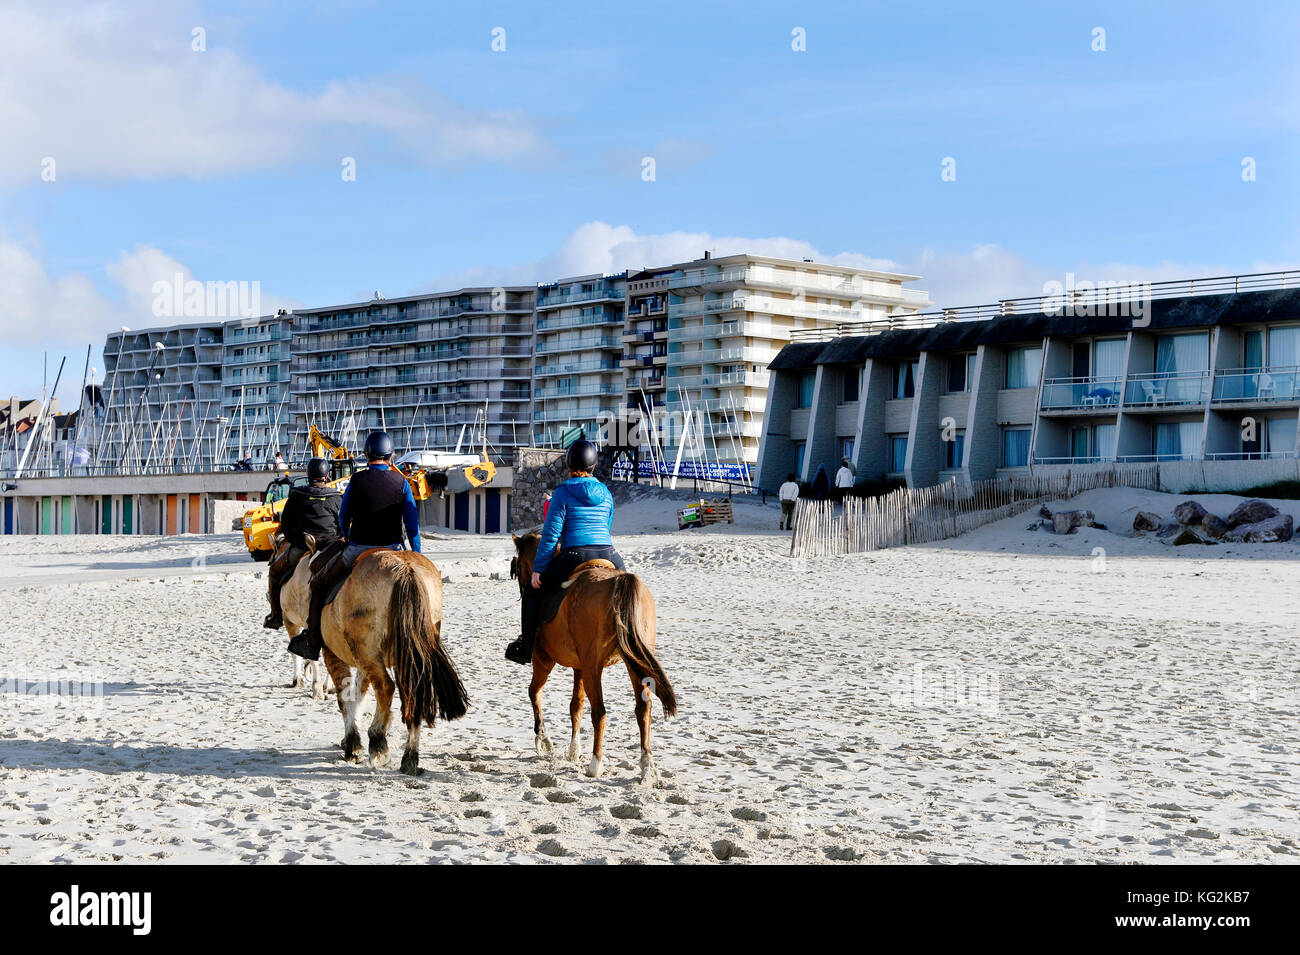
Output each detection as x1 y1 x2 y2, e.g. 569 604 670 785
2 0 1297 404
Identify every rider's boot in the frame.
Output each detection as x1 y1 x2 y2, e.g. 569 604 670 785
505 589 540 665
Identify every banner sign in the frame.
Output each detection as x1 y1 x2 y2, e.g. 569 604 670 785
610 459 751 482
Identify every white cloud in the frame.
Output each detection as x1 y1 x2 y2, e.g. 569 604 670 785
0 1 546 183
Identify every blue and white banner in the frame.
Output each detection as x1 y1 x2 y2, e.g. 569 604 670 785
611 459 751 482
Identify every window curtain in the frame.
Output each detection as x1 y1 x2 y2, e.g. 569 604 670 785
1244 330 1264 370
890 436 908 472
1005 347 1042 389
1268 417 1297 455
1154 422 1180 458
1178 421 1202 459
1003 428 1030 467
1094 339 1126 380
1155 334 1209 375
1268 327 1300 368
1094 423 1117 460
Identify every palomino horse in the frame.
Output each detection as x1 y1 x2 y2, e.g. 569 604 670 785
511 533 677 784
279 537 470 775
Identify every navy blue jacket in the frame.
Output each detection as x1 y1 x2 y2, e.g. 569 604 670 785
534 476 613 574
339 463 422 552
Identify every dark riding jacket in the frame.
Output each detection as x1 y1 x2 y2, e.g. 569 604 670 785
279 482 341 548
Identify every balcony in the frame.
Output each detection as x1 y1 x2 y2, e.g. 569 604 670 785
666 346 756 367
537 286 624 308
534 383 622 400
1123 371 1211 408
533 405 608 423
534 337 620 354
1211 366 1300 404
536 310 622 331
1039 376 1122 412
534 359 619 377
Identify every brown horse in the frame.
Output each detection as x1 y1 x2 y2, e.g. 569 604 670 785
511 533 677 784
278 537 469 775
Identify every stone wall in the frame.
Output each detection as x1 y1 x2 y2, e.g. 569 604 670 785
510 447 569 531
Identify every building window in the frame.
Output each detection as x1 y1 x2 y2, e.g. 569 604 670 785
893 361 918 399
840 438 855 461
889 435 908 472
797 372 817 408
1002 428 1031 467
842 367 860 403
943 430 965 469
794 441 807 475
1005 347 1043 389
1154 421 1202 460
947 353 976 393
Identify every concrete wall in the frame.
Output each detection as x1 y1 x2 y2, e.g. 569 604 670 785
755 368 799 490
852 359 891 480
965 345 1004 481
905 351 944 487
801 364 841 480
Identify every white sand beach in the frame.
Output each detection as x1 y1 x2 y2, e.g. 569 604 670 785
1 487 1297 864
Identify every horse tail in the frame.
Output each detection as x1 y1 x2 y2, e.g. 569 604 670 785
385 561 470 726
610 573 677 718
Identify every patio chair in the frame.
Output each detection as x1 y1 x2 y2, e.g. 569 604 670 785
1255 373 1276 400
1140 379 1165 405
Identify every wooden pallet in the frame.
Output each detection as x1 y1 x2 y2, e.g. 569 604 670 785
677 498 733 529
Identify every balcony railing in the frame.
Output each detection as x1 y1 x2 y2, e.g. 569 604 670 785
1211 366 1300 403
1123 371 1211 407
1039 376 1123 411
537 286 624 308
534 384 622 399
534 337 620 354
536 310 623 331
534 359 619 377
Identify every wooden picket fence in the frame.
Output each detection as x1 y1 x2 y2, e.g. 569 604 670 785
789 463 1161 557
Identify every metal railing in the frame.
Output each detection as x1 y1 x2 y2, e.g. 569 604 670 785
1123 370 1211 407
1039 376 1123 410
1211 366 1300 403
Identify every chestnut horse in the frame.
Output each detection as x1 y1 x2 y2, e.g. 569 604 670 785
511 532 677 784
278 536 469 775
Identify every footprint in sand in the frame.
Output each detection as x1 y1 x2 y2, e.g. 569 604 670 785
711 838 748 861
610 804 643 820
528 772 558 789
537 839 567 857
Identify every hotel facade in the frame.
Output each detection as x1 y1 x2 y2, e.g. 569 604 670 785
756 274 1300 492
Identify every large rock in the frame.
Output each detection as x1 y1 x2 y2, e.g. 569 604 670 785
1133 511 1162 532
1173 500 1209 526
1200 513 1230 539
1051 509 1097 534
1226 499 1280 529
1223 513 1294 543
1168 526 1218 546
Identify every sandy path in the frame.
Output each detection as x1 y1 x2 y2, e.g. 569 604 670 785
1 492 1297 863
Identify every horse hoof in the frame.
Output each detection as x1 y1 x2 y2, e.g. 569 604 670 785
342 730 363 762
369 751 391 769
400 752 423 776
639 756 659 788
535 733 553 757
586 757 603 778
566 743 581 762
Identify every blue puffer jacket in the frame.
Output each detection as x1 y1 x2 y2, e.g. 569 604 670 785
533 476 614 574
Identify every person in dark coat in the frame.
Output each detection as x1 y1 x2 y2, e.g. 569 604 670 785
288 431 420 661
812 464 830 501
263 457 341 629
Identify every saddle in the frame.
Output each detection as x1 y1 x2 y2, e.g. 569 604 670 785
309 538 351 607
540 559 617 623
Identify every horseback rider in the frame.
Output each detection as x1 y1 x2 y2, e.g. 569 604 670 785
263 457 341 630
505 439 624 665
287 430 422 661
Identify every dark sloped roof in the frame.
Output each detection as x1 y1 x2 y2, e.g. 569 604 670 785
773 288 1300 370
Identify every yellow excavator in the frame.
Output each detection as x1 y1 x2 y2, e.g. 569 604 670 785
235 425 497 560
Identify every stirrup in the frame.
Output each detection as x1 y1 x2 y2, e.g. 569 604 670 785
263 612 283 630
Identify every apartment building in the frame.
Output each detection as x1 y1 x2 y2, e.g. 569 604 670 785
289 287 536 458
664 253 931 475
531 272 626 447
621 266 673 414
98 321 226 472
757 273 1300 491
221 312 292 465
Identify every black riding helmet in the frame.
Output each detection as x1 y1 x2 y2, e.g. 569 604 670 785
306 457 330 481
363 430 394 460
565 438 598 473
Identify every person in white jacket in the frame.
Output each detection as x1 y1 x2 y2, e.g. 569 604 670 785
835 457 855 495
778 473 800 530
